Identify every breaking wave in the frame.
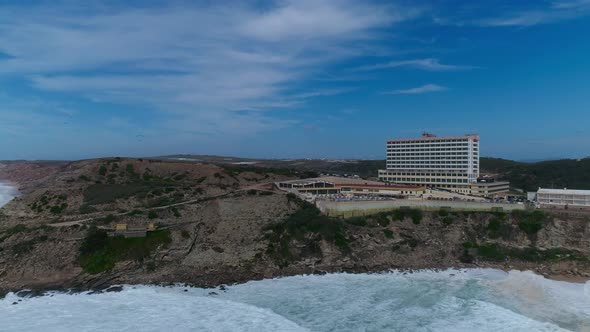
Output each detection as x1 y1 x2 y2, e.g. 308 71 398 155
0 182 18 208
2 269 590 331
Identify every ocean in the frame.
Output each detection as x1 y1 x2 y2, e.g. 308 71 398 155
0 182 18 208
2 269 589 331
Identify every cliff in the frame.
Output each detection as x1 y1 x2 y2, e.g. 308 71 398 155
1 158 589 295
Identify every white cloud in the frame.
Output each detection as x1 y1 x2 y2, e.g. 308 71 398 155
358 58 475 71
476 1 590 27
552 0 590 9
381 84 447 95
0 1 420 138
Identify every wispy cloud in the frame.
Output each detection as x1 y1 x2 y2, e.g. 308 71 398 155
552 0 590 9
476 1 590 27
381 84 447 95
0 1 421 138
358 58 476 71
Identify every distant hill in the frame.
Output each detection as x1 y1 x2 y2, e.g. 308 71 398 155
155 155 590 191
480 157 590 191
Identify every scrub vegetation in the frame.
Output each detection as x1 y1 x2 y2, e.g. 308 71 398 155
78 227 172 274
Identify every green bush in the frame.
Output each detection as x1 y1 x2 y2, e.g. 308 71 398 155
477 243 507 261
514 210 548 235
375 212 390 227
441 215 453 225
486 217 511 239
79 228 171 274
462 241 479 249
393 208 423 224
98 165 108 176
383 229 394 239
148 211 158 219
345 217 368 227
49 203 68 214
265 200 350 267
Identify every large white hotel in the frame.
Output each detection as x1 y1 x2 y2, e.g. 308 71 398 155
378 133 508 196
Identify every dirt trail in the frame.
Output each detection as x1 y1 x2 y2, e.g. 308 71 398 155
47 184 278 228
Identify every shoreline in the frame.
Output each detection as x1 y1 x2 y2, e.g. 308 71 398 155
0 181 19 208
2 265 588 299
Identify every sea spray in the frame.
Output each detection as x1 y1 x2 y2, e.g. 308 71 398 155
2 269 588 331
0 182 18 208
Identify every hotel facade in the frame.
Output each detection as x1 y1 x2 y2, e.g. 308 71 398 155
536 188 590 209
378 133 508 196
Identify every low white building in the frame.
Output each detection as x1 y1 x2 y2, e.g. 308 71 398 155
276 176 425 198
537 188 590 208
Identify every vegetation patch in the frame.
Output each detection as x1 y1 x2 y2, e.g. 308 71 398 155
383 229 394 239
78 227 172 274
265 199 350 268
441 215 454 226
486 215 512 239
98 165 108 176
83 183 151 205
49 203 68 215
4 224 27 236
11 235 49 255
473 242 585 262
127 209 144 216
222 165 318 179
345 217 368 227
79 204 98 214
30 193 68 214
393 208 423 224
169 207 181 218
513 210 550 235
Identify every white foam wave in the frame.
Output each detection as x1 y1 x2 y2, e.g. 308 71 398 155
1 269 589 331
0 182 18 208
1 286 308 332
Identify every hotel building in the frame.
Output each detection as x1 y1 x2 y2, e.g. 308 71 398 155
378 133 507 196
536 188 590 209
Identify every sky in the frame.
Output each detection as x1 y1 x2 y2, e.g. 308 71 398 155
1 0 589 161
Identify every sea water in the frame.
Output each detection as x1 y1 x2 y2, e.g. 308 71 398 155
2 269 590 331
0 182 18 208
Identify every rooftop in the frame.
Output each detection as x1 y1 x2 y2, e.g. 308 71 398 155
387 134 479 143
538 188 590 195
277 176 423 189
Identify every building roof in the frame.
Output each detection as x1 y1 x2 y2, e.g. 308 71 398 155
387 135 479 143
470 181 510 187
277 176 423 190
538 188 590 195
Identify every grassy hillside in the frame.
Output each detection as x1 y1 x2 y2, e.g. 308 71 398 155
480 157 590 191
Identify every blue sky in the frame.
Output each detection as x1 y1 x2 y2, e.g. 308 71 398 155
1 0 589 161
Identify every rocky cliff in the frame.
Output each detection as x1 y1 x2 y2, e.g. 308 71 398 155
1 159 590 295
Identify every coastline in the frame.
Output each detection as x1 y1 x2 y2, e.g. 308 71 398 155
2 263 588 299
0 181 19 208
